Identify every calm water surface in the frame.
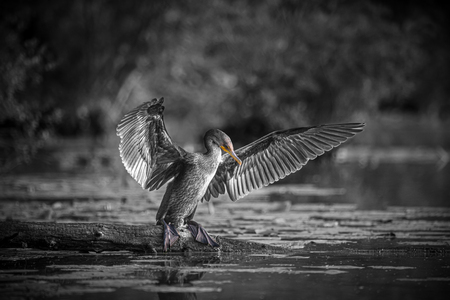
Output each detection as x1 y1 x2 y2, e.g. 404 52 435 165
1 249 449 300
1 142 449 299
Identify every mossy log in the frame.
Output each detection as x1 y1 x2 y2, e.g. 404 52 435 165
0 221 283 253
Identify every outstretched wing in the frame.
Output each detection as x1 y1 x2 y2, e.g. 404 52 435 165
116 98 186 190
202 123 365 202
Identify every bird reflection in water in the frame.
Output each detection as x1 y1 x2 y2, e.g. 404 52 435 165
117 97 364 250
147 254 222 300
156 268 204 300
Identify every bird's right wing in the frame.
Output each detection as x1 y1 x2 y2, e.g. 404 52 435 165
202 123 365 202
116 98 186 190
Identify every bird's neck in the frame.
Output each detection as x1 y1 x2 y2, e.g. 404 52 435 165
204 139 222 162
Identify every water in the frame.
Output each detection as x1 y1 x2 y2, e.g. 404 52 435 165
1 249 449 299
1 141 449 299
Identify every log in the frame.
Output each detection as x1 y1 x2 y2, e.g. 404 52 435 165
0 221 284 253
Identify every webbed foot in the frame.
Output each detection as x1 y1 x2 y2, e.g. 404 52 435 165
186 220 219 248
161 220 180 251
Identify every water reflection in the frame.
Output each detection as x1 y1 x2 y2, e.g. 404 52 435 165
0 249 448 300
154 268 204 300
137 254 221 299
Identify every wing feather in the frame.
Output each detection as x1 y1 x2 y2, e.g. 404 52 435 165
117 98 185 190
202 122 365 202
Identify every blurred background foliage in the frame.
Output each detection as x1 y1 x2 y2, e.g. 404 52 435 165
1 0 449 171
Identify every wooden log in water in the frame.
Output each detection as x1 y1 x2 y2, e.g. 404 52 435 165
0 221 283 253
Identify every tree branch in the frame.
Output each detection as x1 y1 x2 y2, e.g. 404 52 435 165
0 221 283 253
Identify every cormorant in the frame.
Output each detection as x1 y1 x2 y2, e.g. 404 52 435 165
117 97 364 251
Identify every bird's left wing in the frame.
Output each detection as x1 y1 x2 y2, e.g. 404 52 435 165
202 123 365 202
116 98 186 190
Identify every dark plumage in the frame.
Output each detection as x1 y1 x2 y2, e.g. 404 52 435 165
117 97 365 250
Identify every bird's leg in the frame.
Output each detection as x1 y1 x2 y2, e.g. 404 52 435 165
156 182 180 251
160 219 180 251
186 220 219 248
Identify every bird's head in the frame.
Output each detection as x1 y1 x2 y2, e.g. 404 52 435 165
206 129 242 165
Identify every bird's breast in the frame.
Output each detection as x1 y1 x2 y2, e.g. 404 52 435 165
170 153 220 204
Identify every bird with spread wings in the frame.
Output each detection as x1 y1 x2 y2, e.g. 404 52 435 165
117 97 365 251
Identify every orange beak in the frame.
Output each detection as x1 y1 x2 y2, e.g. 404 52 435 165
220 146 242 165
